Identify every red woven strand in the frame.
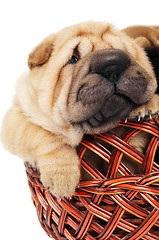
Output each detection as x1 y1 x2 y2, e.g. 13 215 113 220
25 118 159 239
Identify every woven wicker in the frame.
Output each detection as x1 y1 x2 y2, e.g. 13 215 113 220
25 118 159 240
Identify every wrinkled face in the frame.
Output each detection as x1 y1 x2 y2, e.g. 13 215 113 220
28 22 157 134
68 48 156 133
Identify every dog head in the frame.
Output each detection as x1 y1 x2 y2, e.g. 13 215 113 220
19 22 159 143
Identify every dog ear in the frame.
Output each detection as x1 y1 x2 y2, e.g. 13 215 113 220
123 26 159 48
28 34 55 70
123 26 159 93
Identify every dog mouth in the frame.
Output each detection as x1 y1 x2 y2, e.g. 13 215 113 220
73 94 134 132
68 49 156 133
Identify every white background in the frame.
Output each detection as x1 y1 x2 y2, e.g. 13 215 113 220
0 0 158 239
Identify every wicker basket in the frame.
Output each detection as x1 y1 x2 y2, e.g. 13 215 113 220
25 118 159 240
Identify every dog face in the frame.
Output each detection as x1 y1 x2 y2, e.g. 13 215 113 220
23 22 158 139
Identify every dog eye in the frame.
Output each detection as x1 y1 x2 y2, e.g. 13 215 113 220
68 55 79 64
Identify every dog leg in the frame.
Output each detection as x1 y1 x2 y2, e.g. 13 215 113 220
129 94 159 119
39 144 80 197
1 106 80 197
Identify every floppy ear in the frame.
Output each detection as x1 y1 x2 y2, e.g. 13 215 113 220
123 26 159 93
28 34 55 70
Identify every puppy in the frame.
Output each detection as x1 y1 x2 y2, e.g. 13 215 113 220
1 22 159 197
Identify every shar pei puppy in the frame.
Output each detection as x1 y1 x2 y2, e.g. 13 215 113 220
1 21 159 197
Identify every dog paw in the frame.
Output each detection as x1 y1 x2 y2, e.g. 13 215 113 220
128 94 159 120
40 165 80 197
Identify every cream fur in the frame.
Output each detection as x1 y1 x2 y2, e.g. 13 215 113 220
1 21 159 197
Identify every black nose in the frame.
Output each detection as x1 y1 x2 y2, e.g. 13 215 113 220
90 49 131 83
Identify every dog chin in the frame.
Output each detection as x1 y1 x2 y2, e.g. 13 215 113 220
73 94 134 133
